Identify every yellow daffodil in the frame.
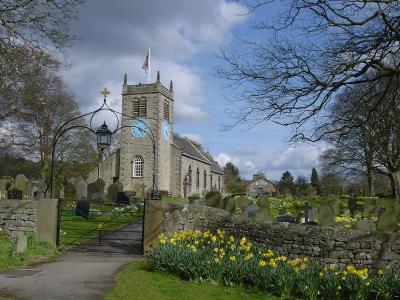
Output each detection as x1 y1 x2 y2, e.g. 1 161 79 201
229 256 236 262
258 260 266 268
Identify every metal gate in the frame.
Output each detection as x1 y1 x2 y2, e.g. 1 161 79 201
56 199 144 254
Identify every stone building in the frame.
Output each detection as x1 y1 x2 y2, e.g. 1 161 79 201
89 72 224 197
247 172 276 197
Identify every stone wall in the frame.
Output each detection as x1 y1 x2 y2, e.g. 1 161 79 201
144 201 400 272
0 199 58 245
0 200 37 237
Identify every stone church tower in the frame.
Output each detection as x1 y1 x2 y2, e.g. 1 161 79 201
119 71 174 193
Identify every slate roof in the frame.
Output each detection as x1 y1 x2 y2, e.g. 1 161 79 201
172 134 224 175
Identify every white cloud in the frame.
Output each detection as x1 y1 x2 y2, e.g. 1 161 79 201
63 0 249 124
216 152 256 178
180 133 203 144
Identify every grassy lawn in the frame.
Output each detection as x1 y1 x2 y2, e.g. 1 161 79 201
60 203 143 247
0 235 56 272
161 195 187 204
105 260 279 300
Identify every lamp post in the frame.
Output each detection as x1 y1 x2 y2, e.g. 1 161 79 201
46 88 159 200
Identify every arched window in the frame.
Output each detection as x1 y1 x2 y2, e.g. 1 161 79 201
132 156 143 177
210 174 213 188
203 170 207 190
163 101 169 121
218 176 221 191
188 166 192 191
196 168 200 192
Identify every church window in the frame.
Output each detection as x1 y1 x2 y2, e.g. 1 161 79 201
132 156 143 177
210 174 213 188
188 166 192 191
218 176 221 191
163 101 169 121
203 170 207 190
132 97 147 117
196 168 200 192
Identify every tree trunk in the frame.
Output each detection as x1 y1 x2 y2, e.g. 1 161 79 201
389 171 400 199
366 166 374 196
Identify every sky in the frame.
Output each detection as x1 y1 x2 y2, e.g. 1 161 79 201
62 0 324 181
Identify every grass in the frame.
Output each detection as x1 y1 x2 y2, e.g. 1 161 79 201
105 260 278 300
0 234 56 272
60 203 143 247
162 195 187 204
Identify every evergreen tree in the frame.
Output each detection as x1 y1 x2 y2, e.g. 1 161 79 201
279 171 295 195
311 168 320 194
224 162 246 193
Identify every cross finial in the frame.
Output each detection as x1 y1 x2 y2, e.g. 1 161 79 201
100 88 110 98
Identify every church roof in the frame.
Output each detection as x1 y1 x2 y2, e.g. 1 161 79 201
172 134 223 175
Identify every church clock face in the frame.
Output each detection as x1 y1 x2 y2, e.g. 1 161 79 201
162 120 170 140
131 119 148 138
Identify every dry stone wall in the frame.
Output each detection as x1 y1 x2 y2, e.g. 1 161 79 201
0 200 37 237
158 203 400 273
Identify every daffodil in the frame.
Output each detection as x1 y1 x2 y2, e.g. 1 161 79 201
258 260 266 268
229 256 236 262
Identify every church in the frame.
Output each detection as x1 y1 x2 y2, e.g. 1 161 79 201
89 72 224 197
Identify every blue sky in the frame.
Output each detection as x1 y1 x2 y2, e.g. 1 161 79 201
62 0 323 181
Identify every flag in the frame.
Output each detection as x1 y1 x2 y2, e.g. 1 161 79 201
142 49 149 73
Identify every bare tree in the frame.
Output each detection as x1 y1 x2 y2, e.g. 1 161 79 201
0 0 84 122
217 0 400 141
2 69 97 180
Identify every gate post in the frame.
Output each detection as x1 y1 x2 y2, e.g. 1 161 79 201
56 198 63 248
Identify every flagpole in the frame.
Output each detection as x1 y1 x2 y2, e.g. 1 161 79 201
148 48 151 83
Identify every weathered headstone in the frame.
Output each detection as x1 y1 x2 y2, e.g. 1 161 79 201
87 178 105 203
245 204 259 219
256 198 272 224
277 214 296 223
299 202 313 223
15 174 29 197
116 192 130 205
107 181 123 203
14 234 27 255
376 208 398 232
8 188 22 200
357 219 376 233
318 204 334 227
75 178 88 199
308 207 318 222
64 182 76 200
328 199 340 217
278 208 286 216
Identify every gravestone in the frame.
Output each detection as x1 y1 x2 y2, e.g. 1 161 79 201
15 174 29 197
8 188 22 200
318 204 334 227
245 204 259 219
308 207 318 222
116 192 130 205
107 180 123 203
256 198 272 224
0 177 12 199
376 208 398 232
87 178 105 204
64 182 76 200
327 199 340 217
220 196 236 212
348 196 358 218
14 234 27 255
277 214 296 223
75 178 88 199
298 202 313 223
357 219 376 233
75 200 90 219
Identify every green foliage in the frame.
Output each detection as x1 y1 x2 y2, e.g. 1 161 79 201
279 171 295 195
188 194 201 201
0 234 56 271
311 168 320 193
224 162 246 194
205 191 222 208
150 230 400 300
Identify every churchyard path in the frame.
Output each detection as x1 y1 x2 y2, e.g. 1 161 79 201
0 219 144 300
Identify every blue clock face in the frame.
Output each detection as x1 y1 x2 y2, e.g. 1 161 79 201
131 119 148 138
162 120 170 140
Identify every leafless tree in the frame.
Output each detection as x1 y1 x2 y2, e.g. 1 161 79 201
0 0 84 122
216 0 400 141
1 69 97 179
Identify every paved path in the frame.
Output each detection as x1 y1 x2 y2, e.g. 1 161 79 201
0 219 143 300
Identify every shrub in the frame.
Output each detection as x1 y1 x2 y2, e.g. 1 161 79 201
205 191 222 208
149 229 400 299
